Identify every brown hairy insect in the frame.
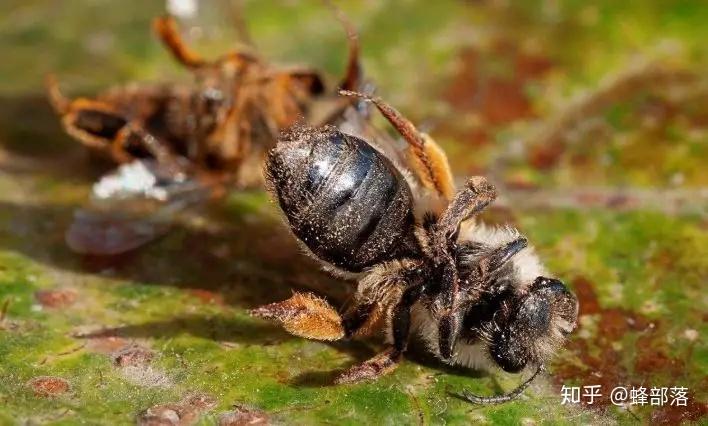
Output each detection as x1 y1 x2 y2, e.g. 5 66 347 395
47 14 361 187
251 91 579 404
46 11 363 255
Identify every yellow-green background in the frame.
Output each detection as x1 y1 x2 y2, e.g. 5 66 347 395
0 0 706 424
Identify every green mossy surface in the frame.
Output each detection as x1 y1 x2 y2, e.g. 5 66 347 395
0 0 706 424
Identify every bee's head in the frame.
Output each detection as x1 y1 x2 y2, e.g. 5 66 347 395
488 277 578 372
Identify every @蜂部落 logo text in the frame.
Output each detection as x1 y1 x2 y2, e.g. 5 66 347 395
560 385 689 406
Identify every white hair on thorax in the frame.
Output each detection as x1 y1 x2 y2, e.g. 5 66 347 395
458 222 547 292
408 302 497 371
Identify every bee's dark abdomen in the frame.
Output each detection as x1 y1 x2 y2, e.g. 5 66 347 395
267 126 420 272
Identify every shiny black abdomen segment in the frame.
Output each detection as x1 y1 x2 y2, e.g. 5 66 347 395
267 127 420 272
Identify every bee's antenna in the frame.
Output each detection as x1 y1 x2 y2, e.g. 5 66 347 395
449 365 544 404
339 89 427 153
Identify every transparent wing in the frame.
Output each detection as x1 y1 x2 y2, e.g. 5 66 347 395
66 159 209 255
337 104 410 174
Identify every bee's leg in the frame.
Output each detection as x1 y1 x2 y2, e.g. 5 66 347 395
339 91 455 201
110 122 182 170
62 101 128 153
250 292 346 341
434 177 530 363
430 176 501 360
264 73 314 128
45 74 71 114
436 176 497 243
325 0 361 91
284 69 326 97
207 82 252 165
153 15 206 68
250 292 382 343
46 77 133 155
335 284 423 384
153 15 257 70
109 126 135 163
435 176 527 267
47 75 180 170
437 237 528 362
435 303 463 361
342 302 379 338
334 347 401 384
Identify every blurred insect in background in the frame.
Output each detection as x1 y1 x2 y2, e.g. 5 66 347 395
252 91 578 404
47 8 364 255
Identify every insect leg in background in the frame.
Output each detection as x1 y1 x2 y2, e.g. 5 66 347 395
45 75 181 168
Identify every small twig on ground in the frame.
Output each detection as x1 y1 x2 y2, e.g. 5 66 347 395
56 343 87 356
0 298 9 323
406 389 426 426
487 59 701 181
526 60 696 150
494 187 708 217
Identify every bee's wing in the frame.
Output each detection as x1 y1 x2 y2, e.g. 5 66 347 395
337 105 410 174
66 159 209 255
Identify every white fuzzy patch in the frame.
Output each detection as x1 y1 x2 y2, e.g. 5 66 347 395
409 303 496 371
458 222 547 292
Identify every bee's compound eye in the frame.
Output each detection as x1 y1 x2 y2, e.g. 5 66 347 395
529 276 578 328
488 290 553 373
531 276 566 293
489 330 529 373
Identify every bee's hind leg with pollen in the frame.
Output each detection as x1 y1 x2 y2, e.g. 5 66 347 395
251 293 400 384
250 293 381 342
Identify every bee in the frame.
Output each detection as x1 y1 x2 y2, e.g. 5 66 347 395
46 11 362 255
47 13 361 187
251 91 579 403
